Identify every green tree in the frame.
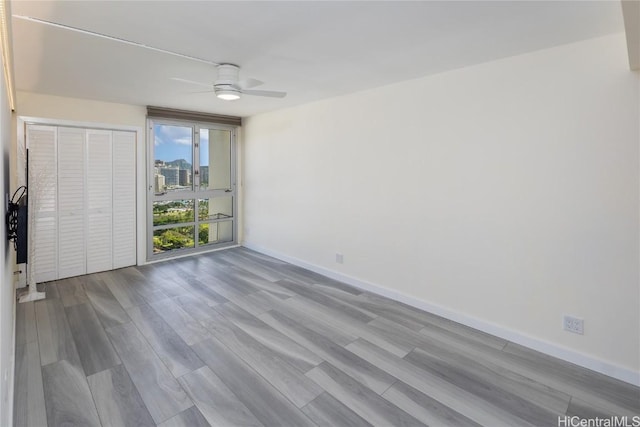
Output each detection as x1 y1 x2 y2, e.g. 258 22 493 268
199 224 209 245
153 227 194 252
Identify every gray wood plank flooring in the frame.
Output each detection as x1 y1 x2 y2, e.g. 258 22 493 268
306 362 425 426
34 298 82 368
13 247 640 427
65 302 121 376
15 300 37 347
192 337 317 427
382 381 482 427
82 276 131 329
13 338 47 427
126 304 204 377
87 364 155 427
156 406 210 427
105 322 193 424
259 309 397 394
215 301 324 372
301 392 373 427
41 360 101 427
195 305 323 408
57 277 90 308
177 366 263 427
149 298 210 346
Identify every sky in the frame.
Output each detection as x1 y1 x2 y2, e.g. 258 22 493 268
154 124 209 166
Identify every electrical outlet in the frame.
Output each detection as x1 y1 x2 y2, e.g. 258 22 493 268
335 253 344 264
563 315 584 335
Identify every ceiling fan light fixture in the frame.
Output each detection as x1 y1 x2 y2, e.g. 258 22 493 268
215 88 241 101
216 91 241 101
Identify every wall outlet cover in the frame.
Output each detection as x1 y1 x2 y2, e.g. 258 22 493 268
563 315 584 335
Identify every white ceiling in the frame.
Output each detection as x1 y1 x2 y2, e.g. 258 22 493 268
10 1 624 118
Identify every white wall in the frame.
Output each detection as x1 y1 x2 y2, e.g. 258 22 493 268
16 91 146 127
0 46 15 427
243 33 639 383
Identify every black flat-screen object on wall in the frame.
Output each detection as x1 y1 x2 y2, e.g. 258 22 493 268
16 193 27 264
15 149 29 264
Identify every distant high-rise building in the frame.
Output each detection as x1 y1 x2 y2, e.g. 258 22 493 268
179 169 191 186
200 166 209 187
154 174 166 193
160 167 179 187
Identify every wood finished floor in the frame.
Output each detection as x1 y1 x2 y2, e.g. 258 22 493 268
14 247 640 427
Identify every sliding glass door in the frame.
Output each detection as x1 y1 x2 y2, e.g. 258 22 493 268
148 120 236 259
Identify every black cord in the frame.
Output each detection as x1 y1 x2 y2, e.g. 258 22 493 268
6 186 27 249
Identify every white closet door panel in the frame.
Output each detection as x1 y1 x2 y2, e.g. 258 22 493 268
57 127 86 279
87 213 113 274
27 125 58 282
57 127 86 214
112 131 137 269
27 126 58 214
58 214 86 279
87 130 113 272
87 130 113 211
33 215 57 283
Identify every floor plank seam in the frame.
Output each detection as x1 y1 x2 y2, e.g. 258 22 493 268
379 378 399 396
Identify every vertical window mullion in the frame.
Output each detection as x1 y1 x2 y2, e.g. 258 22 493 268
193 125 200 247
194 125 200 190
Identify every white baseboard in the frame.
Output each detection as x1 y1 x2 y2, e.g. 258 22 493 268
242 242 640 387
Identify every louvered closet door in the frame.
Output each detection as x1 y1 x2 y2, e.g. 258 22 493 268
57 127 86 279
86 130 113 274
27 125 58 283
112 131 136 269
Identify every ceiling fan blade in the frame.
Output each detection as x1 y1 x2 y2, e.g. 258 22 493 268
171 77 213 88
241 89 287 98
238 78 264 89
13 15 219 66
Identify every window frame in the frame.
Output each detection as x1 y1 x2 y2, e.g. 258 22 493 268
147 117 238 260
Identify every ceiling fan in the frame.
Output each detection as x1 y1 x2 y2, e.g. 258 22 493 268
12 15 287 101
172 64 286 101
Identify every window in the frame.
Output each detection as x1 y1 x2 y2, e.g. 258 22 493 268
148 119 237 258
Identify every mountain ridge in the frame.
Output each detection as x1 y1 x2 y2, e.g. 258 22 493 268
165 159 192 169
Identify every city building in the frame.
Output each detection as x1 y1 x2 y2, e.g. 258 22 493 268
159 166 179 187
179 168 191 186
154 173 165 193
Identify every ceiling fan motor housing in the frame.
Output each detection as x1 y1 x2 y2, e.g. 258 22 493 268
216 64 240 86
214 64 242 99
